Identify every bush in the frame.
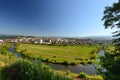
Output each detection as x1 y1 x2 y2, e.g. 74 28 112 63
90 54 96 59
0 47 14 57
51 73 73 80
85 58 88 61
87 60 92 64
3 59 43 80
70 62 76 66
2 59 73 80
80 61 87 65
86 75 103 80
66 70 71 75
62 61 69 65
44 58 49 62
75 58 83 60
0 68 3 80
79 72 87 78
53 56 56 58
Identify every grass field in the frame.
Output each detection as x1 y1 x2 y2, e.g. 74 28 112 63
16 44 99 64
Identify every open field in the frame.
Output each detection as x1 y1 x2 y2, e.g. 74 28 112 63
16 44 99 64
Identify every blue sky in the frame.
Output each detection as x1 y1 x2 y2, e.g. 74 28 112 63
0 0 118 37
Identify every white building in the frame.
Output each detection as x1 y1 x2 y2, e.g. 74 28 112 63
0 40 3 45
40 39 43 43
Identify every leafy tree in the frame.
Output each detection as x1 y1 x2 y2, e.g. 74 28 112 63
99 0 120 80
102 0 120 55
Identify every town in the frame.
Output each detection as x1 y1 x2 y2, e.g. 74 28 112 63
0 35 112 45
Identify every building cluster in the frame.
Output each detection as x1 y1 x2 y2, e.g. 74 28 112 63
0 37 112 45
4 37 69 44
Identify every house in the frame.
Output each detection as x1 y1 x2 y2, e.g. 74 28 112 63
0 39 4 45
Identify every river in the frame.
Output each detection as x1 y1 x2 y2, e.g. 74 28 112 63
9 45 22 58
9 45 104 75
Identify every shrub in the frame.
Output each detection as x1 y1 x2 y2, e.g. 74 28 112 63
85 59 88 61
66 70 71 75
75 58 83 60
3 59 43 80
0 61 6 67
44 58 49 62
80 61 87 65
90 54 96 59
88 61 92 64
79 72 87 78
0 47 14 57
53 56 56 58
20 49 27 54
62 61 69 65
86 75 103 80
0 67 4 80
70 62 76 66
2 59 73 80
51 73 73 80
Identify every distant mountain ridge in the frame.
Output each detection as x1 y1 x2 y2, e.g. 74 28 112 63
0 34 114 40
84 35 114 40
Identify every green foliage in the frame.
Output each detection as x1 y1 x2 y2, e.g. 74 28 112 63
62 61 69 65
99 56 120 80
2 43 11 50
80 61 87 65
75 57 83 60
110 56 120 75
66 70 71 75
0 47 10 55
87 60 92 64
0 44 16 58
20 49 27 54
44 58 49 62
0 68 3 80
86 75 103 80
51 73 73 80
70 62 76 66
89 49 98 60
2 59 73 80
3 60 40 80
90 54 96 59
102 0 120 56
79 72 87 78
100 0 120 80
14 43 20 48
0 47 14 57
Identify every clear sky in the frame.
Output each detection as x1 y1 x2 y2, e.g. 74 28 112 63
0 0 118 37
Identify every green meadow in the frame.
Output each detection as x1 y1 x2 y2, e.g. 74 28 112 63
16 44 100 64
